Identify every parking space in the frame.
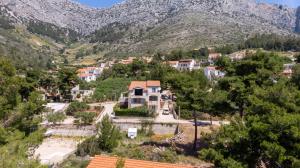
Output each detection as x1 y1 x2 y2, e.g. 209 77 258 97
156 101 177 123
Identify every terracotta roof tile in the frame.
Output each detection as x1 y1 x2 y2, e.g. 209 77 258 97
168 61 179 65
87 155 195 168
179 59 194 63
146 80 161 87
128 81 147 90
129 81 161 90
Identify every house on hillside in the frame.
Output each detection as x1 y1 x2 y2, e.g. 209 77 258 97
77 67 103 82
71 85 94 102
178 59 196 71
119 57 136 65
38 87 61 102
204 66 225 81
122 80 162 113
282 63 295 78
166 61 179 69
229 50 246 61
208 53 222 63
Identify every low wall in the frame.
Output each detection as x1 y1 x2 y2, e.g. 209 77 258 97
113 122 178 135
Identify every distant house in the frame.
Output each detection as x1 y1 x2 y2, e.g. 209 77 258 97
282 63 295 78
38 87 61 102
71 85 94 102
77 67 103 82
229 51 246 61
125 80 162 113
229 50 256 61
204 66 225 81
78 74 97 82
208 53 222 63
178 59 196 71
120 57 136 65
87 155 193 168
166 61 179 69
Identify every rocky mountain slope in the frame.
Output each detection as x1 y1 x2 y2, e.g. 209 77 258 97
0 0 299 54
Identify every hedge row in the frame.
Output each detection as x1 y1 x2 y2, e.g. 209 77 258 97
114 106 149 117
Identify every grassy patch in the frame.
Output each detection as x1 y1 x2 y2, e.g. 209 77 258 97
59 155 90 168
93 78 131 101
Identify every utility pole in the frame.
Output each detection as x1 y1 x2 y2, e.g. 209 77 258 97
178 105 181 120
193 109 198 151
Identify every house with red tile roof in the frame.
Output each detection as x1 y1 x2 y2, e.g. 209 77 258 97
125 80 161 113
87 155 195 168
77 67 103 82
166 61 179 69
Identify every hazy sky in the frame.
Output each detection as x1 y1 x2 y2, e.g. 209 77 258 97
76 0 300 8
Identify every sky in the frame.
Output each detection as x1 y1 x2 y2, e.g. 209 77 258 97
76 0 123 8
76 0 300 8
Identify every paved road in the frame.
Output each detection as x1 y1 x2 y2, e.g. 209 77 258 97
46 127 96 137
155 101 176 123
94 101 229 126
95 102 117 123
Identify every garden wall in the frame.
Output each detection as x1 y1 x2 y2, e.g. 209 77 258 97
113 121 178 135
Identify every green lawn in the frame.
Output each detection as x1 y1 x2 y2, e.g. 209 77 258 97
93 78 131 101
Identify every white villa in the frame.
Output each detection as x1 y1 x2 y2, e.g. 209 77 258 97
71 85 94 102
204 66 225 81
125 80 162 113
77 67 103 82
177 59 196 71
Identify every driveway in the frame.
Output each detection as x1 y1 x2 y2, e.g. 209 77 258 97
95 102 117 123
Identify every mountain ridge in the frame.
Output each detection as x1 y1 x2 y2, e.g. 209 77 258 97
0 0 299 54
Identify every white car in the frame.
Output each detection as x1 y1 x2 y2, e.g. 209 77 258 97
162 108 170 115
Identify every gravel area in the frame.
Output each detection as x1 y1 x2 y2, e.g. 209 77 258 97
34 138 79 165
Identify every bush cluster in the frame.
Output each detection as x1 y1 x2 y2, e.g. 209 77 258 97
114 106 150 117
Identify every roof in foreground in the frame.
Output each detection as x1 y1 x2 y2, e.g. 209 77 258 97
87 155 195 168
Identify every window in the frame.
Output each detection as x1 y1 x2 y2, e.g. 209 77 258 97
151 88 156 93
149 96 158 101
132 98 144 104
134 88 143 96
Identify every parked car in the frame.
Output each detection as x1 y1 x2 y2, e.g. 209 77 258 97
162 108 170 115
161 95 169 100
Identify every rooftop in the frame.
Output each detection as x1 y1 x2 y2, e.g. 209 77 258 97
77 67 98 73
205 66 217 70
167 61 179 65
87 155 195 168
179 59 194 63
129 80 161 90
208 53 221 59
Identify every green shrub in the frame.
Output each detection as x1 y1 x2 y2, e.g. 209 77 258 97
98 116 122 152
93 78 130 101
157 150 178 163
74 112 96 125
66 101 89 116
114 106 150 117
76 136 101 157
179 109 193 119
46 112 67 125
